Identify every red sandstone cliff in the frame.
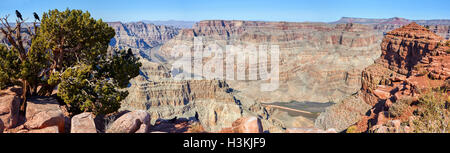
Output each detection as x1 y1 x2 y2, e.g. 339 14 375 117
316 22 450 132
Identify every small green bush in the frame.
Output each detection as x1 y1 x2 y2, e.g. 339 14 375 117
346 125 359 133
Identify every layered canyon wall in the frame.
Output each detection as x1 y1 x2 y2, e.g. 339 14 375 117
158 20 382 103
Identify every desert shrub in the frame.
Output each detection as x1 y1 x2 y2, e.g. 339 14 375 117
346 125 359 133
445 41 450 53
389 97 414 118
413 64 428 76
412 90 449 133
445 80 450 90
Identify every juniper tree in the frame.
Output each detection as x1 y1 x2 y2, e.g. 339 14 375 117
1 9 141 115
36 9 141 115
0 11 46 111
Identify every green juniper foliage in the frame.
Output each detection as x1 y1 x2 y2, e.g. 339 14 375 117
1 8 141 115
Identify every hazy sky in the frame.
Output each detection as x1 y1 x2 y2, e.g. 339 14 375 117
0 0 449 22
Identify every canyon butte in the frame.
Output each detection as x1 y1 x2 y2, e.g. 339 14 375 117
0 17 449 133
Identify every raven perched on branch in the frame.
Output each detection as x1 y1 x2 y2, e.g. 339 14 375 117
33 12 40 21
15 10 23 21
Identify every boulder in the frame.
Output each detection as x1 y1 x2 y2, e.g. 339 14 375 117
0 86 21 129
219 117 263 133
24 97 65 133
106 110 151 133
71 112 97 133
373 88 391 100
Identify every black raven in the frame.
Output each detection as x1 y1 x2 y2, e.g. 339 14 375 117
168 116 177 123
125 48 133 59
33 12 40 21
194 112 199 121
15 10 23 21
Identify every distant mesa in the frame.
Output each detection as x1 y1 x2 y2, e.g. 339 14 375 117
141 20 196 29
332 17 450 39
332 17 450 25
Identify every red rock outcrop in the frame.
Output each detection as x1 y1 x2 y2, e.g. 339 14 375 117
316 22 449 132
379 22 444 75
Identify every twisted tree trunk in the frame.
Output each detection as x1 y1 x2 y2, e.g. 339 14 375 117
20 80 28 112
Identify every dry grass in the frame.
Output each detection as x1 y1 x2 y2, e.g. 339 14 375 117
389 97 414 118
411 89 449 133
413 64 428 76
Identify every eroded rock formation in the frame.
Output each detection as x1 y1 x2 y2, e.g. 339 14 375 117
316 22 449 132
